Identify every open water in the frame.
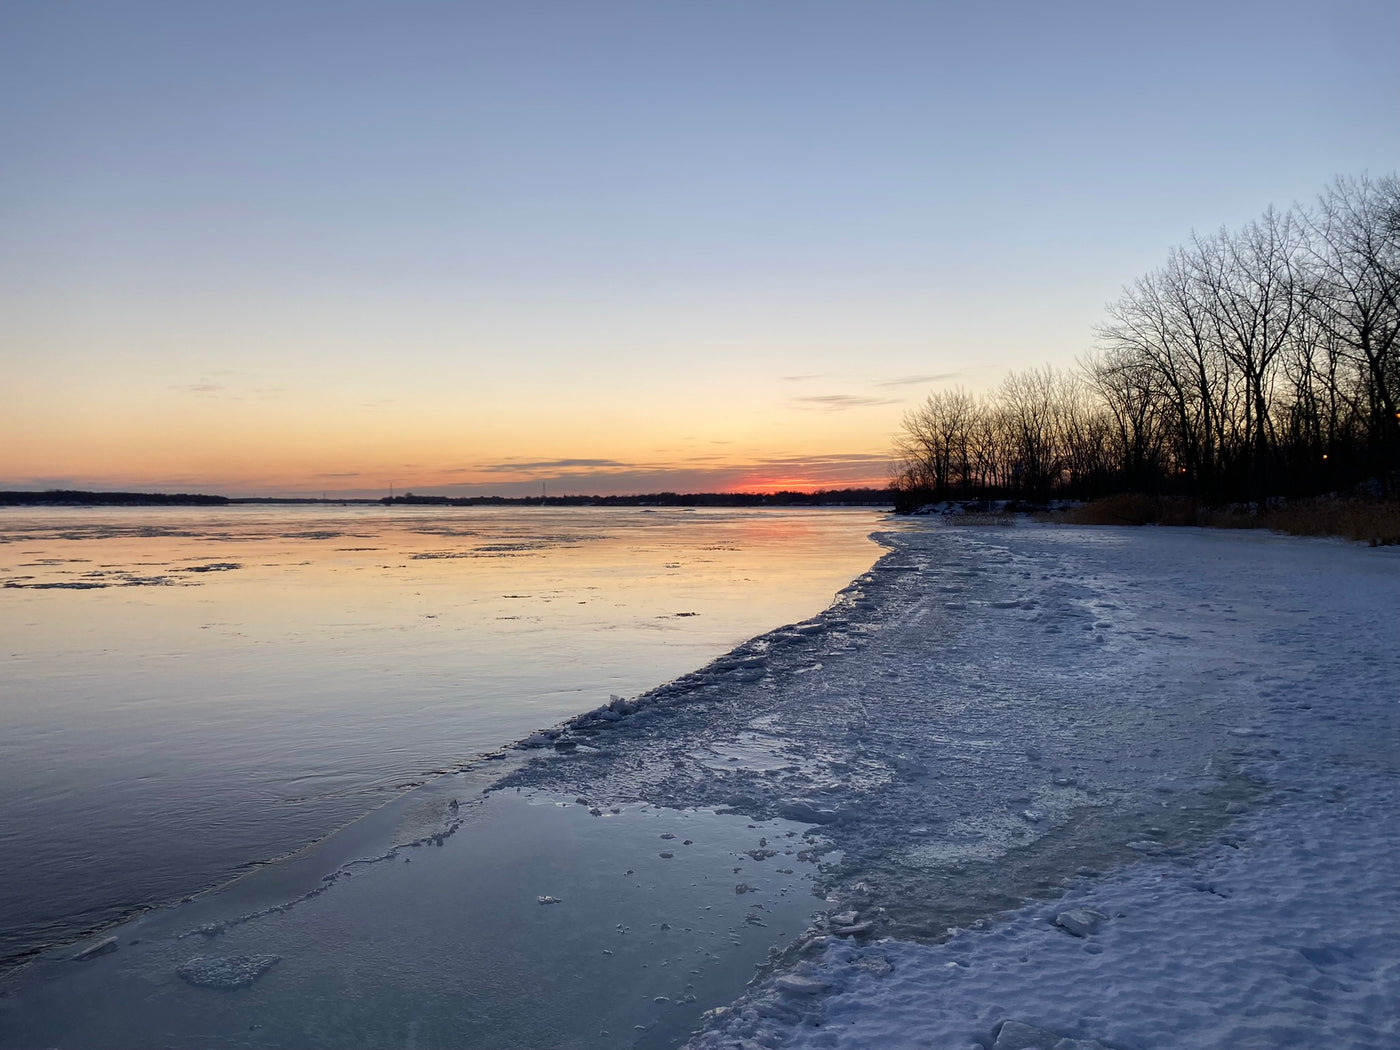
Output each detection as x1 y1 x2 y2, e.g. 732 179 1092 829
0 504 882 971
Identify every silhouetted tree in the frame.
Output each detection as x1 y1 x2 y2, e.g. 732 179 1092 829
894 173 1399 508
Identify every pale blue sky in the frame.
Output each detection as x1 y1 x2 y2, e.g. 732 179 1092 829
2 0 1397 495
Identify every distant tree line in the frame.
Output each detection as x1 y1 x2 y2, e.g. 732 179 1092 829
0 490 230 506
0 488 896 509
894 174 1400 511
383 488 894 508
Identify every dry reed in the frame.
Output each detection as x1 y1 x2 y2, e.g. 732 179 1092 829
1043 494 1400 546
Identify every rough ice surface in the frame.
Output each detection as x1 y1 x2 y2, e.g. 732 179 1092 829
1 521 1396 1049
175 953 281 989
504 522 1399 1049
653 524 1397 1050
699 765 1399 1049
504 524 1279 940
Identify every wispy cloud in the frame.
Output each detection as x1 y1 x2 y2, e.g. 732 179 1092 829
781 373 830 382
478 458 630 474
170 379 283 399
790 394 901 410
876 372 960 388
743 452 893 473
425 450 895 497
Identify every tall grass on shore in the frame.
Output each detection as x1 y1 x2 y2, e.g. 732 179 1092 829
1047 495 1400 546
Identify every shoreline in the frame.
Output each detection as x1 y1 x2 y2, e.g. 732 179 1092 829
0 504 886 978
2 521 1396 1048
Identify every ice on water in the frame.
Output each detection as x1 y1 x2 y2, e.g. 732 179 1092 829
175 953 282 989
0 505 878 973
3 517 1398 1049
1 781 830 1050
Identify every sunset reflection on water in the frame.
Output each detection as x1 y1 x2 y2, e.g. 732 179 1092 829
0 504 882 968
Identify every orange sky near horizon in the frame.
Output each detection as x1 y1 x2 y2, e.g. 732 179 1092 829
3 360 910 496
4 3 1393 499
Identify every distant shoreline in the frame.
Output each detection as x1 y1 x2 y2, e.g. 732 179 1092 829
0 488 895 509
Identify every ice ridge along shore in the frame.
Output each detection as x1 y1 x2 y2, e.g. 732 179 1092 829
503 522 1400 1049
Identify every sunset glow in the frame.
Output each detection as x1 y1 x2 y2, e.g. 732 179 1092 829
3 2 1394 497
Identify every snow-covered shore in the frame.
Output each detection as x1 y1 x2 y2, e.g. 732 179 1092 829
715 761 1398 1049
515 521 1400 1049
2 520 1395 1049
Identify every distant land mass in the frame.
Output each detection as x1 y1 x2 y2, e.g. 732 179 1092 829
379 488 894 507
0 490 231 506
0 488 894 508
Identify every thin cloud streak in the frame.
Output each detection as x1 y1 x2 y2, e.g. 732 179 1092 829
422 451 895 498
790 394 902 410
171 382 227 395
169 380 285 399
876 373 961 388
477 458 630 473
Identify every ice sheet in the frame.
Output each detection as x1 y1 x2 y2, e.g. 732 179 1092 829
0 777 828 1049
0 504 880 971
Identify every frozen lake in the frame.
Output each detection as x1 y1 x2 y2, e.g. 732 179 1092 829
0 505 883 970
0 519 1395 1049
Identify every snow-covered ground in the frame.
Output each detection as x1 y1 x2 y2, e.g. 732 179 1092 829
722 763 1398 1049
2 520 1395 1049
513 521 1400 1049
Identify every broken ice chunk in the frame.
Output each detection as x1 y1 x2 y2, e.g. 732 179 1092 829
1053 907 1106 938
70 936 118 962
834 921 875 937
176 954 281 989
775 974 829 997
855 954 893 976
777 801 841 824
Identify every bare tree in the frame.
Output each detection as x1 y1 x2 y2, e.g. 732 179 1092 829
1084 349 1166 491
894 389 979 500
894 174 1398 509
997 368 1063 499
1302 174 1400 483
1187 210 1306 495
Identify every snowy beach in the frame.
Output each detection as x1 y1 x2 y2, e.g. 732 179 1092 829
2 519 1397 1049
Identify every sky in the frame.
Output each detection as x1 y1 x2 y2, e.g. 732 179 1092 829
2 0 1397 497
